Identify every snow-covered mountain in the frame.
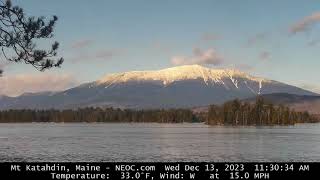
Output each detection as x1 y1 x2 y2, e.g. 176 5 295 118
0 65 317 109
97 65 267 92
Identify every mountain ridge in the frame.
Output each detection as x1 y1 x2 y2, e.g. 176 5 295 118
0 65 317 110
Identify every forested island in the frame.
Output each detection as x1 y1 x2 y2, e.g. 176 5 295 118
0 97 319 125
207 97 319 125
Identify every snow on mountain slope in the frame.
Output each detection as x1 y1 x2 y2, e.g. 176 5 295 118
97 65 270 88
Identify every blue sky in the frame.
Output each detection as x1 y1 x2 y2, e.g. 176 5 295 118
1 0 320 96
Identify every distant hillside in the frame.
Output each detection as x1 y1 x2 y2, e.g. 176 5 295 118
245 93 320 114
192 93 320 115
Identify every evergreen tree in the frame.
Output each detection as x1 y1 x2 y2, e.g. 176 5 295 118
0 0 63 76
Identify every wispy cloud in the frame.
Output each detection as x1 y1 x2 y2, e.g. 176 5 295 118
259 51 271 60
95 49 116 59
247 33 267 45
70 39 94 49
0 73 79 96
171 48 223 66
69 49 123 63
150 41 174 54
0 61 11 69
235 64 254 72
201 33 221 42
290 12 320 34
0 62 12 76
307 39 320 47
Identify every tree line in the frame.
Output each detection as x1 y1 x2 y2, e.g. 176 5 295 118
0 107 198 123
207 97 318 125
0 97 318 125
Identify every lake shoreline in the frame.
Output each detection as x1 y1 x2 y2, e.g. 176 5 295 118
1 121 319 127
